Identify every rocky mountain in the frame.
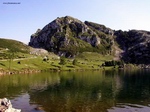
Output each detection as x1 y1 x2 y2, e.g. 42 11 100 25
115 30 150 64
29 16 114 57
29 16 150 64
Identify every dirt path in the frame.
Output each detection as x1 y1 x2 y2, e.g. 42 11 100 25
0 56 37 62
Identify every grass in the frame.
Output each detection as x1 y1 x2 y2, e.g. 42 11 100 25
0 38 116 72
0 38 30 53
76 52 113 65
0 52 116 73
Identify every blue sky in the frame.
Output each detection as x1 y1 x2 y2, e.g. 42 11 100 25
0 0 150 44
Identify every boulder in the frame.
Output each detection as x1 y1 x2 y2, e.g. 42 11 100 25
0 98 21 112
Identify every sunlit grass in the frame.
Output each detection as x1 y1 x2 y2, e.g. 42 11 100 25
0 52 115 72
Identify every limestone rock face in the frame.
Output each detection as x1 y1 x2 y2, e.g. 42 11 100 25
84 21 114 36
115 30 150 64
29 16 150 64
29 16 114 57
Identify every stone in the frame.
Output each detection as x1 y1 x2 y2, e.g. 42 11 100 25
0 98 21 112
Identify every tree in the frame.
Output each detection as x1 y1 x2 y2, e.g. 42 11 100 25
59 57 66 65
8 51 14 70
72 59 78 65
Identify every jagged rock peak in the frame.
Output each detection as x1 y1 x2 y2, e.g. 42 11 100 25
41 16 90 32
29 16 114 57
84 21 114 36
29 16 150 64
42 16 84 29
115 29 150 64
55 16 83 23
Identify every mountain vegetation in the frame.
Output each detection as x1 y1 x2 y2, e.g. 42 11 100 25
1 16 150 74
29 16 114 57
0 38 30 53
29 16 150 65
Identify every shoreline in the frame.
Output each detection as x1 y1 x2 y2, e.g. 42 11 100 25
0 65 148 75
0 67 114 75
0 69 42 75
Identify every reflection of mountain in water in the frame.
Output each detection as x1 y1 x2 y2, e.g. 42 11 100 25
29 71 119 112
1 70 150 112
116 70 150 103
0 73 60 97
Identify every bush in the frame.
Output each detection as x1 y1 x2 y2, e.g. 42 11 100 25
59 57 66 65
72 59 78 65
104 60 124 66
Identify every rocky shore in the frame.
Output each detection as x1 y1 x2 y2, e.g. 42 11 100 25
0 69 42 75
0 98 21 112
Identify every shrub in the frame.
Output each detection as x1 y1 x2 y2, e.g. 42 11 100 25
104 60 124 66
72 59 78 65
59 57 66 65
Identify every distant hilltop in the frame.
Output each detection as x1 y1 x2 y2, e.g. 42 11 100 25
28 16 150 64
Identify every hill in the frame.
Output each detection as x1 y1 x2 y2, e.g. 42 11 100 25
29 16 150 65
0 38 114 73
29 16 114 57
0 38 32 60
0 38 30 53
115 30 150 64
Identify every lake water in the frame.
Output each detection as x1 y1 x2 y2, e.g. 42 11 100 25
1 70 150 112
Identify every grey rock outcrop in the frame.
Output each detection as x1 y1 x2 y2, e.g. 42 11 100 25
115 30 150 64
30 48 49 56
29 16 150 64
29 16 114 57
0 98 21 112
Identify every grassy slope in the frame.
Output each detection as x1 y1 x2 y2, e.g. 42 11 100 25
0 38 31 60
0 38 30 53
0 38 115 73
0 52 114 72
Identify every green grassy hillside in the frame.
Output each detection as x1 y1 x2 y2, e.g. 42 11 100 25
0 38 118 74
0 38 30 53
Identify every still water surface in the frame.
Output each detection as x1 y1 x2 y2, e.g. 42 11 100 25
0 70 150 112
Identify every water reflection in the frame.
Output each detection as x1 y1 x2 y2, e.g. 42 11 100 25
29 71 116 112
11 93 45 112
116 70 150 104
0 70 150 111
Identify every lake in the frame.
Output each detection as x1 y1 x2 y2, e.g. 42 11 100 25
1 70 150 112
